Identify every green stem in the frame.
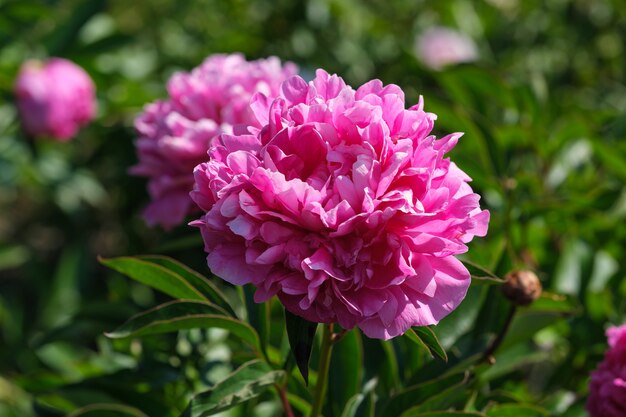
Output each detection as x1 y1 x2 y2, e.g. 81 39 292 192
481 305 517 364
310 323 334 417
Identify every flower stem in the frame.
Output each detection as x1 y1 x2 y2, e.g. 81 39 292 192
482 305 516 363
277 384 295 417
310 323 334 417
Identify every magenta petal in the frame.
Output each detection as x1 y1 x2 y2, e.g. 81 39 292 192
227 215 258 240
143 191 193 230
255 244 286 264
281 76 309 104
207 243 267 285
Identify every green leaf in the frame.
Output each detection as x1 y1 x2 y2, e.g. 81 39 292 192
44 0 106 55
498 293 579 353
0 244 29 270
433 284 487 349
479 344 550 382
552 239 592 297
99 256 207 302
41 246 83 329
412 327 448 362
383 372 469 416
379 338 400 390
340 377 377 417
285 393 312 416
183 360 285 416
328 329 363 417
399 380 470 415
105 300 261 351
404 329 435 359
66 404 149 417
486 404 549 417
341 394 364 417
244 285 270 355
284 309 318 385
137 255 237 316
498 310 569 352
593 140 626 183
462 260 505 283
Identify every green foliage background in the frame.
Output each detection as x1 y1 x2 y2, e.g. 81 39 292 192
1 0 626 416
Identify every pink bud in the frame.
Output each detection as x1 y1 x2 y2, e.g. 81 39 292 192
416 27 479 71
14 58 96 141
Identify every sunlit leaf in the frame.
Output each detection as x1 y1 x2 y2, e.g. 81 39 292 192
137 255 236 316
404 329 435 360
183 360 285 416
105 300 261 351
99 256 207 302
412 327 448 362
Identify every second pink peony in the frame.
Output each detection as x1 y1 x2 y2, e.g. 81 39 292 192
132 54 298 229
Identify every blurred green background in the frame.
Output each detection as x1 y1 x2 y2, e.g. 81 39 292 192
1 0 626 416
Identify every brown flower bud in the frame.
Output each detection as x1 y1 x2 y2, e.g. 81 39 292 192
501 270 542 306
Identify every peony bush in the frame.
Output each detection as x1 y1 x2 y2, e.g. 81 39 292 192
4 3 625 417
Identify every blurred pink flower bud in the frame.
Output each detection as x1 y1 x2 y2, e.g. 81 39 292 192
14 58 96 141
587 324 626 416
416 27 478 70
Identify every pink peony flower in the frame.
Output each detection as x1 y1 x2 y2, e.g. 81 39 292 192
131 54 298 229
587 324 626 416
190 69 489 340
416 27 478 71
14 58 96 141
